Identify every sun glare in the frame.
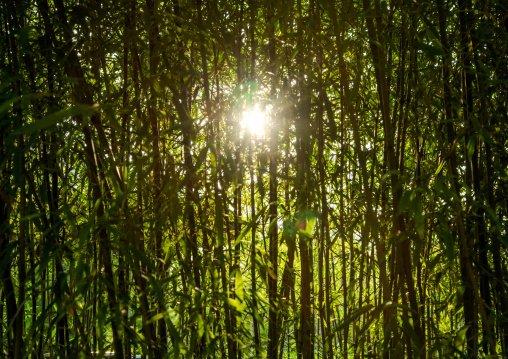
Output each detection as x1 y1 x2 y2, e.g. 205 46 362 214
241 105 266 138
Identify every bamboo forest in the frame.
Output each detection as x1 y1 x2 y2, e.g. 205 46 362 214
1 0 508 357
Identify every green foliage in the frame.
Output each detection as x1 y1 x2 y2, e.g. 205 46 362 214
1 0 507 358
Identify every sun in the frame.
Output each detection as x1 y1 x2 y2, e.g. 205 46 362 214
241 104 266 138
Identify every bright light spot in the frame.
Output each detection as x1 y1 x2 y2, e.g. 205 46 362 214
241 105 265 138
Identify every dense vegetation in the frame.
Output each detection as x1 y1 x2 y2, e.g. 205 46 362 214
1 0 508 357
